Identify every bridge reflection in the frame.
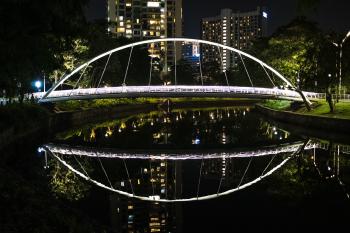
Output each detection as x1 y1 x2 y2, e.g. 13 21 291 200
39 139 350 203
40 140 311 202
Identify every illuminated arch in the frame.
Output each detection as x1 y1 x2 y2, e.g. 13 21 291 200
40 38 311 105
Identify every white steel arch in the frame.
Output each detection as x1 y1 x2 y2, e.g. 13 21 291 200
40 38 311 106
44 39 287 94
41 141 308 202
45 148 292 202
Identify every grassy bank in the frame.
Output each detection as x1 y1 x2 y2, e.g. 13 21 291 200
296 100 350 120
263 100 350 120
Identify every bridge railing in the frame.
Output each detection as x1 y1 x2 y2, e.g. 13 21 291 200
36 86 304 100
33 86 350 102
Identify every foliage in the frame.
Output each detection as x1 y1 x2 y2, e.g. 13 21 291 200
253 19 323 89
263 100 292 111
0 148 107 232
49 159 91 201
0 0 89 100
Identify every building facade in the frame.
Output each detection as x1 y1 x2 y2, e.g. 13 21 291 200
201 7 268 71
182 42 200 67
107 0 183 73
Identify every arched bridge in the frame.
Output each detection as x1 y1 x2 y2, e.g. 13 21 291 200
39 38 312 106
40 140 313 202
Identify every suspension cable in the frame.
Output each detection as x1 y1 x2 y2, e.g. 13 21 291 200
237 157 253 188
260 63 275 87
196 154 205 199
97 157 114 188
174 41 177 85
123 159 135 195
217 46 229 86
73 154 90 178
148 55 154 88
199 45 204 86
97 53 112 89
217 155 226 195
69 64 89 96
260 154 277 177
239 53 254 87
122 46 134 86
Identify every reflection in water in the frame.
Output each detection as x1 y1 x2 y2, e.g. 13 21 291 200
41 142 305 202
36 107 350 232
55 107 292 149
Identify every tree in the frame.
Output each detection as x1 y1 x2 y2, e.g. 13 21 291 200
254 19 323 90
0 0 88 100
169 59 197 85
49 158 91 201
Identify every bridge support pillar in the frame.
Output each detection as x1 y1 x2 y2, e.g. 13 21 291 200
295 89 311 111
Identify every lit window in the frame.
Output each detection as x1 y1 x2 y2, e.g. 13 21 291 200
147 1 160 7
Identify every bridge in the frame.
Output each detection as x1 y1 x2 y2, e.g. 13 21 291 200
42 141 316 160
40 140 312 202
38 38 312 106
40 139 350 202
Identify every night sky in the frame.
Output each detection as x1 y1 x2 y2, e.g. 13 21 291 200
86 0 350 37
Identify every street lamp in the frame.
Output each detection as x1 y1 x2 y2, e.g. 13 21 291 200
332 30 350 95
35 80 42 92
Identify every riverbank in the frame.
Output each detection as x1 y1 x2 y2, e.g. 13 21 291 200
263 100 350 119
256 102 350 134
0 102 158 149
0 98 257 149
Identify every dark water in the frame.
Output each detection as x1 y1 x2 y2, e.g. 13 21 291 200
1 105 350 233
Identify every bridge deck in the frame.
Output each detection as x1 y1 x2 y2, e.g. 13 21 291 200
38 85 314 103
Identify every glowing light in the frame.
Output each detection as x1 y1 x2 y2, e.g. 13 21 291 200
35 81 42 89
263 12 268 18
42 141 319 160
147 1 160 7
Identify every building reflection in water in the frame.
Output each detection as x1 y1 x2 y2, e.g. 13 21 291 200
110 159 183 233
43 107 350 232
41 138 350 232
42 141 308 232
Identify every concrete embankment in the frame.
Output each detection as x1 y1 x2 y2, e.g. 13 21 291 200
256 104 350 134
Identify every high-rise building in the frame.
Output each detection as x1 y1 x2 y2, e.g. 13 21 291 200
201 7 268 71
107 0 183 72
182 42 200 67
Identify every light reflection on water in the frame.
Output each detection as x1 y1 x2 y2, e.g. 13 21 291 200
38 107 350 232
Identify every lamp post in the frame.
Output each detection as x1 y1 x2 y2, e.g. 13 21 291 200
332 30 350 96
43 72 46 92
